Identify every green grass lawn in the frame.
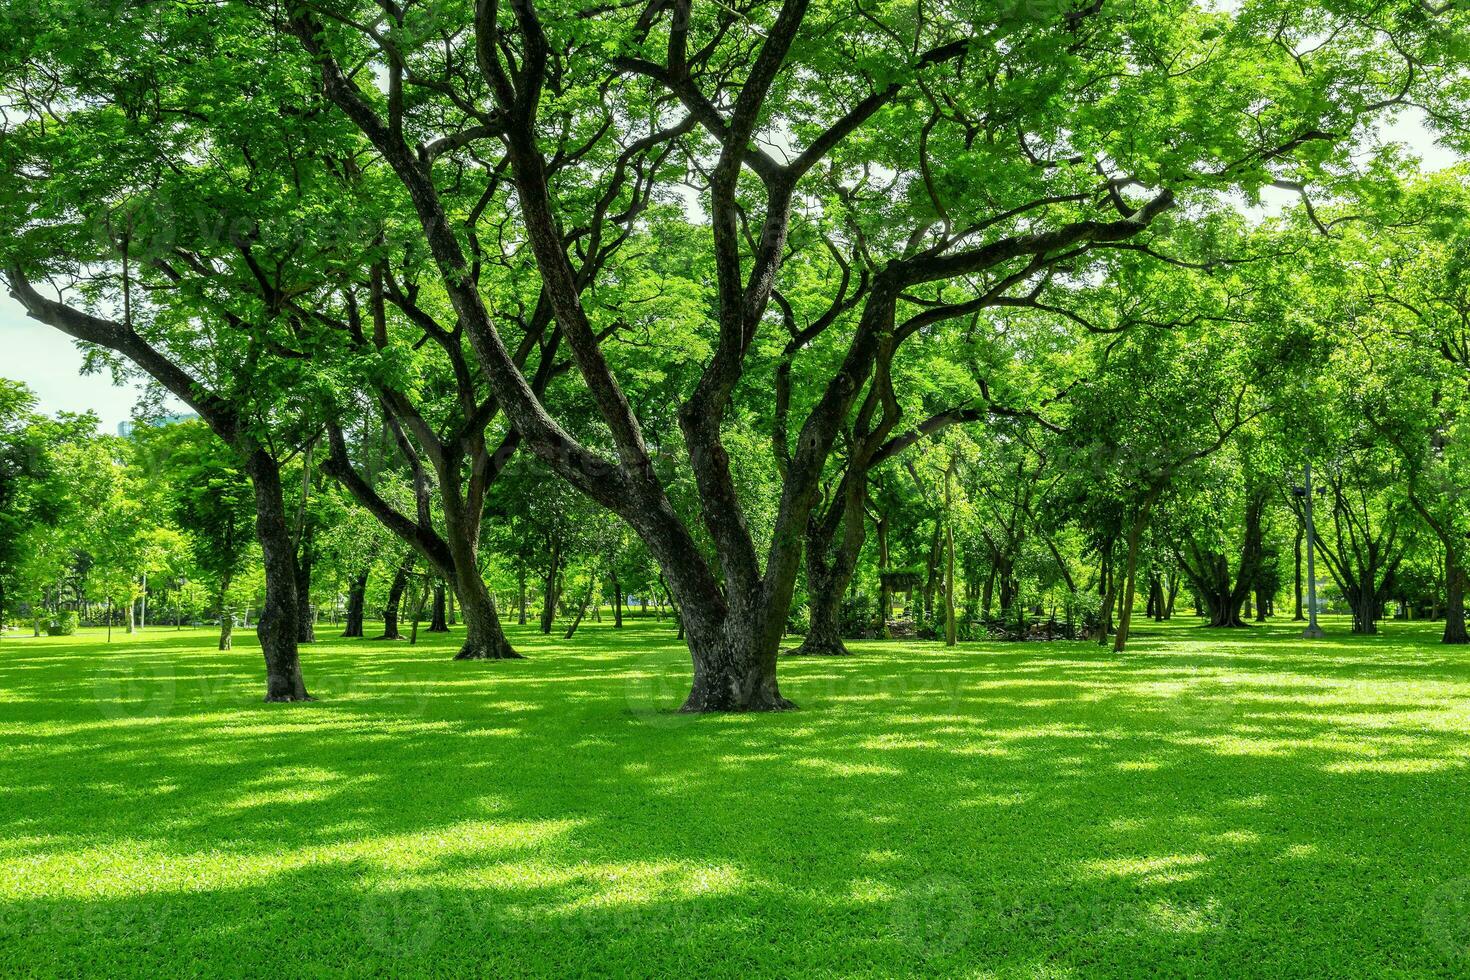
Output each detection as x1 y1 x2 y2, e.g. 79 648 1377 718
2 616 1469 977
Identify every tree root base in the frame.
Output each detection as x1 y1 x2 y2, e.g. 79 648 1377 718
679 689 798 713
454 645 525 661
782 641 851 656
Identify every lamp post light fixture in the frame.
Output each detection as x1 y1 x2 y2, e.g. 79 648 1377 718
1298 462 1325 639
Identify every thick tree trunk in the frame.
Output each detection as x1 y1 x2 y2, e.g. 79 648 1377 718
790 540 849 657
1199 583 1247 627
454 583 521 659
440 491 520 659
1352 591 1380 635
1445 550 1469 645
792 479 866 656
342 569 368 638
792 585 847 656
997 561 1017 615
244 448 310 701
681 614 795 713
428 581 449 632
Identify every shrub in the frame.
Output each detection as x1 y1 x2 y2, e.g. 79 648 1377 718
45 611 79 636
840 592 875 639
784 603 809 636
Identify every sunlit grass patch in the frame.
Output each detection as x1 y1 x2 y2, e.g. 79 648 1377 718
1 616 1469 976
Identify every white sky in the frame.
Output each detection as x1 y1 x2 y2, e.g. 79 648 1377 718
1 103 1461 432
0 307 152 433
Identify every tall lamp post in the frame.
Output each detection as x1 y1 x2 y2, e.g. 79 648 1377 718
1298 462 1325 639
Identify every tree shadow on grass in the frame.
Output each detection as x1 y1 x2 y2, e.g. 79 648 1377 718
1 617 1468 976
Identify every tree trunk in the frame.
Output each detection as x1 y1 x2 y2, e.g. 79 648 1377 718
382 560 409 640
294 443 316 645
1113 499 1155 653
517 563 528 625
295 539 316 644
428 581 449 632
244 447 310 701
454 581 522 659
407 576 431 645
793 582 847 656
1096 544 1116 646
681 615 794 713
564 579 595 639
1445 549 1469 645
1293 526 1306 621
539 539 561 635
1352 590 1380 635
790 541 848 657
791 478 867 656
922 519 941 625
217 573 233 651
943 465 957 646
1201 586 1247 627
962 554 980 626
611 570 623 629
877 514 892 633
342 569 368 638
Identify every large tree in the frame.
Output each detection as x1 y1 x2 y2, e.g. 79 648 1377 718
274 0 1441 709
5 0 1459 708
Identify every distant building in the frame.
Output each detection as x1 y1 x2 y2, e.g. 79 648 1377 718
118 412 199 438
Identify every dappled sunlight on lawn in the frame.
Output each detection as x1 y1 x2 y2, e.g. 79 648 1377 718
1 616 1469 975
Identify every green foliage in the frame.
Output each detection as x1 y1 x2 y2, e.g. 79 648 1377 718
43 610 78 636
839 591 876 639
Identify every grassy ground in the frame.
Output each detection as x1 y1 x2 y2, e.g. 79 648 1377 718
1 615 1469 978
